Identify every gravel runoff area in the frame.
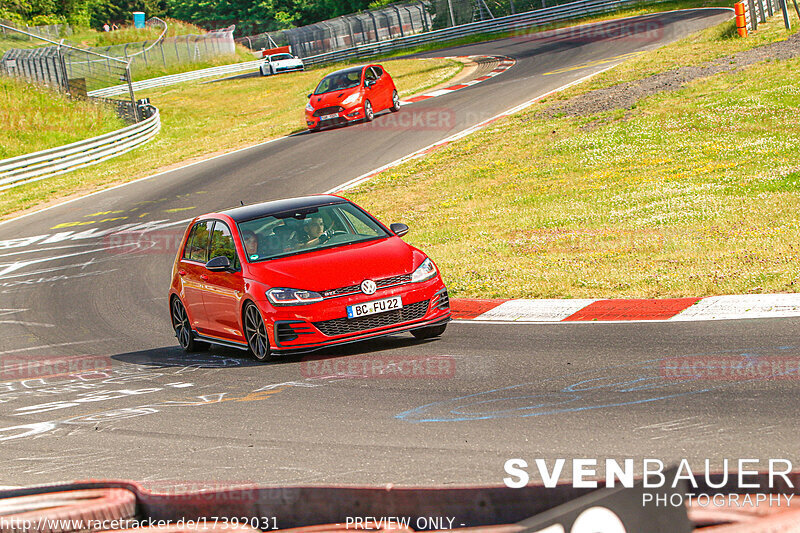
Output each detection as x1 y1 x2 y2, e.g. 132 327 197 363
538 30 800 119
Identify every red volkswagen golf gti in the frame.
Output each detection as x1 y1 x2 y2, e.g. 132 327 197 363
305 64 400 130
169 195 450 361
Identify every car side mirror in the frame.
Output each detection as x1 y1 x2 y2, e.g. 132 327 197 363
206 256 232 272
307 93 312 99
390 223 409 237
365 80 374 88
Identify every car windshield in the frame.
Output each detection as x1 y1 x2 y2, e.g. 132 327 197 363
270 53 293 61
314 68 362 94
237 202 390 262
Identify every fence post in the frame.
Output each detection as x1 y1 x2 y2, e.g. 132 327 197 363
57 39 69 92
757 0 766 22
159 41 167 67
747 0 758 29
447 0 456 27
368 11 380 40
767 0 774 17
778 0 791 27
391 5 405 36
125 61 138 122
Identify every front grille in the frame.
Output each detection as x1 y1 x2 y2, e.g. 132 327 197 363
322 274 412 298
313 299 429 337
318 117 347 127
313 106 344 117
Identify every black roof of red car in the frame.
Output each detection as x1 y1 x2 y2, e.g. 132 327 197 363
220 195 346 222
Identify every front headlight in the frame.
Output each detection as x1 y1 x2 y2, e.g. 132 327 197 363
266 288 323 306
305 102 314 112
342 92 361 106
411 258 437 283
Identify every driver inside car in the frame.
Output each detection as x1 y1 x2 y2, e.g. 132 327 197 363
295 216 335 249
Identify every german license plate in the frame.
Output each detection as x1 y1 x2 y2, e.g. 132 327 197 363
321 113 339 120
347 296 402 318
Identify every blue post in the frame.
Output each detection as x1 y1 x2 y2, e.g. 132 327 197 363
133 12 145 29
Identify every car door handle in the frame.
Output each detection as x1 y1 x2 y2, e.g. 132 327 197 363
200 274 209 281
178 270 187 276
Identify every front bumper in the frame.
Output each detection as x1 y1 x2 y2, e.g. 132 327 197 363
263 282 450 354
274 64 304 72
306 103 363 129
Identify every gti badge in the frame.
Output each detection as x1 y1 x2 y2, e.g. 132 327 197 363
360 279 377 295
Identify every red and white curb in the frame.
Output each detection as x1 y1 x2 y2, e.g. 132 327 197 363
451 294 800 323
399 55 515 105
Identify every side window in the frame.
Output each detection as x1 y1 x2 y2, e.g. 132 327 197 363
373 66 383 78
181 224 198 260
209 221 237 266
365 67 377 82
185 221 212 263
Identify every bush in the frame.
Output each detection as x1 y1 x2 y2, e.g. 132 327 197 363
29 13 64 25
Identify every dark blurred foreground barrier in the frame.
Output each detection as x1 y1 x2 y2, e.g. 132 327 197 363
0 471 798 532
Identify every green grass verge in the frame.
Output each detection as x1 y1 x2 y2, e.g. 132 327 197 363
345 18 800 299
0 57 461 220
0 76 126 159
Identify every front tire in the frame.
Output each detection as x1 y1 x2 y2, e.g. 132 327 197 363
171 297 208 352
244 302 273 362
390 90 400 112
364 99 374 122
411 323 447 340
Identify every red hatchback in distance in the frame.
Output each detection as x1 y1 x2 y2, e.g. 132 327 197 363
305 64 400 131
169 195 450 361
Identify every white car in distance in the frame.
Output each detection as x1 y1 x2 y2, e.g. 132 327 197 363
260 53 305 76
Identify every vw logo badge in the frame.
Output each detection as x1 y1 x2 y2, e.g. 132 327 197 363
360 279 377 295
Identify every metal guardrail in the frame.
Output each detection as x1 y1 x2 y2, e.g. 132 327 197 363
88 61 263 98
88 0 669 97
0 107 161 191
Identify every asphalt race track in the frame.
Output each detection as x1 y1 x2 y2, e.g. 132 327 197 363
5 8 796 488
